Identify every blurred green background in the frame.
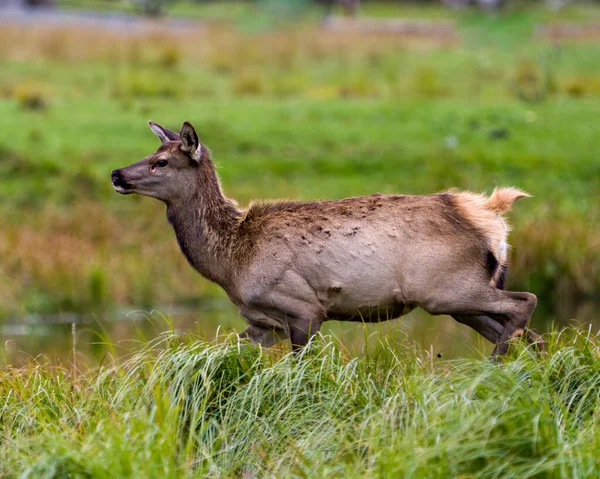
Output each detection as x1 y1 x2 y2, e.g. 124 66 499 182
0 0 599 362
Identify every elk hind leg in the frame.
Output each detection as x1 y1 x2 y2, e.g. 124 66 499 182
452 314 504 344
422 286 537 358
493 265 544 352
489 291 537 357
524 329 545 352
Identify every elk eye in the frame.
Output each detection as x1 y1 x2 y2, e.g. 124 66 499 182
156 160 168 167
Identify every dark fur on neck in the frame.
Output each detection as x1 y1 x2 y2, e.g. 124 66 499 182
166 147 242 286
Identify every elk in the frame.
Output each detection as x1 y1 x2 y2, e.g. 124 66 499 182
111 121 543 357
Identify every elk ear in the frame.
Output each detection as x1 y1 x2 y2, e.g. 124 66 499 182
180 121 201 161
148 121 180 144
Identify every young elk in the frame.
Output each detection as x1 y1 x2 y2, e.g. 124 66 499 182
111 121 543 357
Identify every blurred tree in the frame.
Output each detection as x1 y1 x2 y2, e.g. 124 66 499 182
136 0 169 16
258 0 312 21
339 0 359 16
316 0 359 17
23 0 55 7
443 0 505 8
545 0 570 9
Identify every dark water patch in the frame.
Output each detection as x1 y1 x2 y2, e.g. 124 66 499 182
0 306 244 366
0 7 204 33
1 301 599 366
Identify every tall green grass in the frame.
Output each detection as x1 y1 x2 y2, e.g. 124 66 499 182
2 328 600 477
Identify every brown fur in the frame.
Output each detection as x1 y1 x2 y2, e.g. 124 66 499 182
510 328 525 338
241 193 481 240
450 187 530 283
112 121 544 357
485 187 531 213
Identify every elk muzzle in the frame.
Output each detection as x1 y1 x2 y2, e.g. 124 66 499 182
111 169 133 194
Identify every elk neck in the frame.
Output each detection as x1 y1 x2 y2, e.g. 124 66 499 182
165 153 242 287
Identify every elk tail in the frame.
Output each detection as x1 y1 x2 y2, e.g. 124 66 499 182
484 187 531 214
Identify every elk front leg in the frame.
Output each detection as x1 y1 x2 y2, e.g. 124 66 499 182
238 324 288 348
242 269 327 353
288 316 324 353
240 307 323 353
238 307 289 348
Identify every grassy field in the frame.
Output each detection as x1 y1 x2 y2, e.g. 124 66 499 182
1 3 599 328
1 3 600 475
2 329 600 477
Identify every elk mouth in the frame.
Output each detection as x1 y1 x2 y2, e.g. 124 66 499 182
114 184 133 194
111 170 134 194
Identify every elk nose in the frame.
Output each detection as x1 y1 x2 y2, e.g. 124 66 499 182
111 169 122 185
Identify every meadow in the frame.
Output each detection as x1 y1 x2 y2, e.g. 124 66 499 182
1 1 600 475
3 329 600 477
1 3 599 331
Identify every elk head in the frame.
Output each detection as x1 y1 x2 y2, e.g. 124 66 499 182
111 121 205 204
